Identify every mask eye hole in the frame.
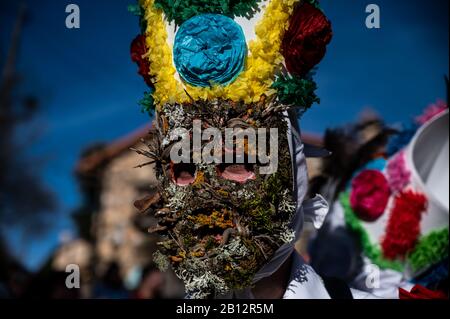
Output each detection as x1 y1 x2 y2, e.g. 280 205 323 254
216 163 255 184
170 162 197 186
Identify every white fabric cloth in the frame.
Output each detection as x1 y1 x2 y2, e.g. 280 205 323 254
350 257 413 299
283 253 332 299
284 253 410 299
323 200 413 299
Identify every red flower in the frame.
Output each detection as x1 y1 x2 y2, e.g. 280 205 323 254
282 3 332 77
399 285 447 299
350 170 391 222
382 190 428 259
131 35 153 87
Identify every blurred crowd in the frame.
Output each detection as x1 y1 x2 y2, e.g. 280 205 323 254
0 258 169 299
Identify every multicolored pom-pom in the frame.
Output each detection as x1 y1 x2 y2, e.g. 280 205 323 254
130 34 154 87
271 75 319 110
282 2 332 77
154 0 263 25
386 150 411 193
350 170 391 222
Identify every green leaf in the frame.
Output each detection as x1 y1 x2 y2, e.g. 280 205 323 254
272 75 320 111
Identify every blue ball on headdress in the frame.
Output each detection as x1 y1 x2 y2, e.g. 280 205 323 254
173 14 247 88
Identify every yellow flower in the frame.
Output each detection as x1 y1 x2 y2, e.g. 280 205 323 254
192 171 205 186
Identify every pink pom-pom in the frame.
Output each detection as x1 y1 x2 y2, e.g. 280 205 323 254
386 151 411 193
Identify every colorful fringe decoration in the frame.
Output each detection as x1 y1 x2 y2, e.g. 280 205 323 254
415 100 448 125
350 170 391 222
139 89 156 115
154 0 263 25
340 192 403 271
141 0 187 106
271 75 319 110
408 228 449 272
140 0 303 106
282 2 332 77
386 150 411 194
381 190 428 260
130 34 154 88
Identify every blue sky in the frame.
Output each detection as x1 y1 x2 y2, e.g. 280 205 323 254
0 0 448 270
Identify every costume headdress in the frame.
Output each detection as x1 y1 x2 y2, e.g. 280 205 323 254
130 0 332 298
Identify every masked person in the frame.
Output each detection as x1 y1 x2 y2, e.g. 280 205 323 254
309 103 449 299
129 0 352 299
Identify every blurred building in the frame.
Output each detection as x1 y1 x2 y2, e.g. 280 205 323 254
47 126 173 297
73 126 158 278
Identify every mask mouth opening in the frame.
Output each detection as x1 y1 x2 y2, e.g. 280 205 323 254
216 163 256 183
171 162 197 186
